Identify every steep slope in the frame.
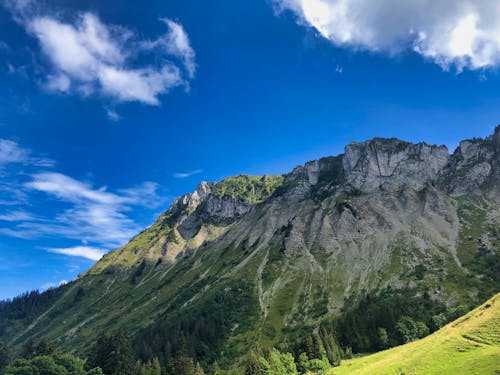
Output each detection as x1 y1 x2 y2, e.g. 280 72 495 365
1 127 499 368
334 292 500 375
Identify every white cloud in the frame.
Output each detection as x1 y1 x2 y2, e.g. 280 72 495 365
142 19 196 79
0 138 54 167
47 246 106 261
173 169 203 179
40 279 69 291
0 210 35 221
23 172 163 246
105 107 120 121
9 7 195 105
0 139 166 269
274 0 500 71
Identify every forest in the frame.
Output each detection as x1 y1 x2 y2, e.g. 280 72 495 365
0 285 473 375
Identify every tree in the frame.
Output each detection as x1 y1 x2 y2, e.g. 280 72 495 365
297 352 330 375
267 348 297 375
415 321 429 338
21 337 56 360
0 341 9 372
211 361 226 375
88 328 134 375
136 357 162 375
244 350 262 375
377 327 389 349
396 317 429 343
3 353 103 375
35 338 56 356
167 337 205 375
21 339 36 360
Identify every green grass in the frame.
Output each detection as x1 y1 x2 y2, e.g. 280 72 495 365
333 292 500 375
211 174 284 204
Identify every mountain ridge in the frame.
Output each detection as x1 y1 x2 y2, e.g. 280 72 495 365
1 127 499 371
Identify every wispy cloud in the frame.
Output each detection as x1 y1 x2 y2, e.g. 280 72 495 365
173 169 203 179
47 246 106 261
0 210 35 222
0 138 54 167
274 0 500 72
22 172 163 247
105 107 120 121
0 138 165 258
4 2 196 106
142 18 196 79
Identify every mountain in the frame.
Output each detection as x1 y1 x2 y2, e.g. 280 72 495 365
334 291 500 375
1 127 499 369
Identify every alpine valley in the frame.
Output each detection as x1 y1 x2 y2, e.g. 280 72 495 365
1 127 499 374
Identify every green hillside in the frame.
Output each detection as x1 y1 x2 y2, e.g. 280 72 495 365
334 292 500 375
1 130 498 372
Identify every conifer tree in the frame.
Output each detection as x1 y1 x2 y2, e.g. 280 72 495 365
88 328 134 375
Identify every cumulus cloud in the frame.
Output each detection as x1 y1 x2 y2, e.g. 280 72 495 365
274 0 500 71
47 246 106 261
142 19 196 79
7 4 195 105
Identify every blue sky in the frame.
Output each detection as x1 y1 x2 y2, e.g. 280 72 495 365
0 0 499 299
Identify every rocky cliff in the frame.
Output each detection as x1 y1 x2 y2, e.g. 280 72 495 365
1 127 499 365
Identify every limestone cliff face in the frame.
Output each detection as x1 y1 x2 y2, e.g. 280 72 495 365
342 138 449 192
441 131 498 195
6 127 499 356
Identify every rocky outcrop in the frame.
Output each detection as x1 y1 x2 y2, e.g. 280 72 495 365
342 138 449 192
440 126 499 195
4 128 499 361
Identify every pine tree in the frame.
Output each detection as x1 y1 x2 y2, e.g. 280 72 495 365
22 338 36 359
211 360 226 375
0 341 9 372
35 337 56 356
88 328 134 375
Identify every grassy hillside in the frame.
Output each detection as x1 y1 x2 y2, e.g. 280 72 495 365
333 292 500 375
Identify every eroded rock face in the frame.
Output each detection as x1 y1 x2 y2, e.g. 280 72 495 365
438 127 500 195
8 128 499 359
342 138 449 192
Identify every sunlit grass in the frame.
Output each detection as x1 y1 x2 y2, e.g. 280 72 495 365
333 292 500 375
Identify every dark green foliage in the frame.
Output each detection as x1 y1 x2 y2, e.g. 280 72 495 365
0 341 9 372
335 288 446 352
22 338 56 359
244 349 262 375
74 288 85 302
0 288 66 336
135 357 162 375
465 250 500 301
412 264 427 280
135 281 258 367
166 339 205 375
377 327 389 349
395 317 429 343
88 328 134 375
294 332 343 370
131 260 147 284
3 353 103 375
